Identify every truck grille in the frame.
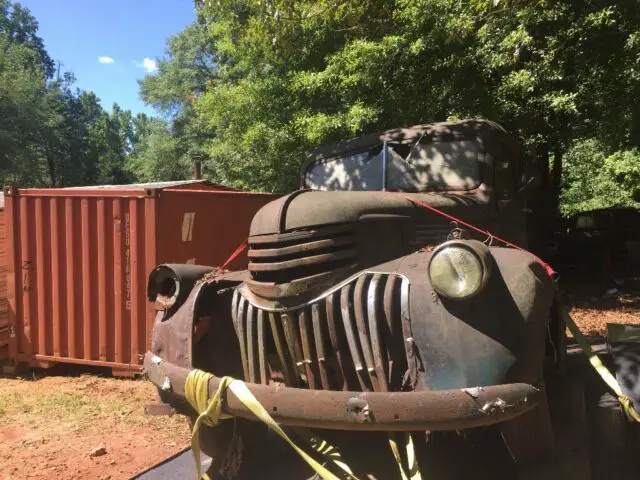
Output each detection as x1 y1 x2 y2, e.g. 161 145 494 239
248 225 358 284
231 273 415 392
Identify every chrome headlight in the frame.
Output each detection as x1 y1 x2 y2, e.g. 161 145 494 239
428 240 492 299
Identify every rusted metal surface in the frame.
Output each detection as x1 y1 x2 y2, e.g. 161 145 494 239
3 184 277 372
248 249 357 272
0 205 8 359
144 351 542 432
247 224 357 287
234 272 410 393
245 190 518 301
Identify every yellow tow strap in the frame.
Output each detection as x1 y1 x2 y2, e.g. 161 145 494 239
184 368 423 480
185 369 354 480
564 311 640 423
389 433 422 480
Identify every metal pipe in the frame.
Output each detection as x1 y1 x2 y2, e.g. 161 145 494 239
192 157 202 180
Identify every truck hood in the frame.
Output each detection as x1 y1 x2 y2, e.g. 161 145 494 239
249 190 490 237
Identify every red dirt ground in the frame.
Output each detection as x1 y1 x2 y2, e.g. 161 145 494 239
0 371 190 479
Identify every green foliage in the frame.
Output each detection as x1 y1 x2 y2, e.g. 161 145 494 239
125 116 190 182
169 0 640 202
561 139 640 216
4 0 639 214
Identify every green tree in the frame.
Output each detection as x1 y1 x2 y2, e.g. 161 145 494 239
0 0 145 188
187 0 640 208
126 116 190 182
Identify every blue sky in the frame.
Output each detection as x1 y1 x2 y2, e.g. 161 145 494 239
20 0 196 116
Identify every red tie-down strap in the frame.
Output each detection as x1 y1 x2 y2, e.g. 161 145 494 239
221 239 249 270
401 195 557 279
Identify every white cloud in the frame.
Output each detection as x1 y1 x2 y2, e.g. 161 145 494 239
135 57 158 73
98 56 115 64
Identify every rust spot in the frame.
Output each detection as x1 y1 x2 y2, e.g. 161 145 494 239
346 397 372 423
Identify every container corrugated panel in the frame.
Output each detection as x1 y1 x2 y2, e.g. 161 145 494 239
0 206 8 360
4 183 278 373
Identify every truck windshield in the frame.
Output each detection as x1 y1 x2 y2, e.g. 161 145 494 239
305 140 482 192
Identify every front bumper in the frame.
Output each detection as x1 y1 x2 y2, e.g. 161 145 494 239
144 352 541 432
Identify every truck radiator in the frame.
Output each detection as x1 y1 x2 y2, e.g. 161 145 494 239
231 273 414 392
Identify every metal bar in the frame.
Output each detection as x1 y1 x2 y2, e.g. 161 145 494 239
257 309 268 384
81 199 93 360
298 308 319 389
268 312 295 386
113 199 122 363
143 194 158 352
248 248 356 272
367 275 388 392
382 275 398 382
353 275 376 389
50 198 61 357
246 303 257 383
311 303 331 390
400 279 418 387
20 353 142 370
340 284 369 391
5 191 20 361
129 200 140 362
324 293 347 390
64 198 75 358
144 352 542 432
281 312 305 376
97 199 107 360
35 197 47 356
231 289 240 324
234 298 249 380
248 236 355 259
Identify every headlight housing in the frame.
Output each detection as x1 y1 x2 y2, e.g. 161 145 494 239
428 240 492 299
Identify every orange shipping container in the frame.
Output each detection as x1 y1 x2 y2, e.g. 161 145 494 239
0 192 8 360
3 181 278 374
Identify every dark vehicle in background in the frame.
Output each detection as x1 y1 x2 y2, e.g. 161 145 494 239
558 208 640 265
144 120 565 479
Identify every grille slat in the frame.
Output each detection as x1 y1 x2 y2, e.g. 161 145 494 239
400 279 418 389
353 276 376 391
298 309 320 389
248 236 355 259
383 276 401 384
282 312 305 374
231 294 250 380
246 304 257 383
325 294 348 390
234 273 411 392
268 312 295 385
340 283 369 391
248 225 357 284
367 274 388 392
311 304 331 389
257 309 268 384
